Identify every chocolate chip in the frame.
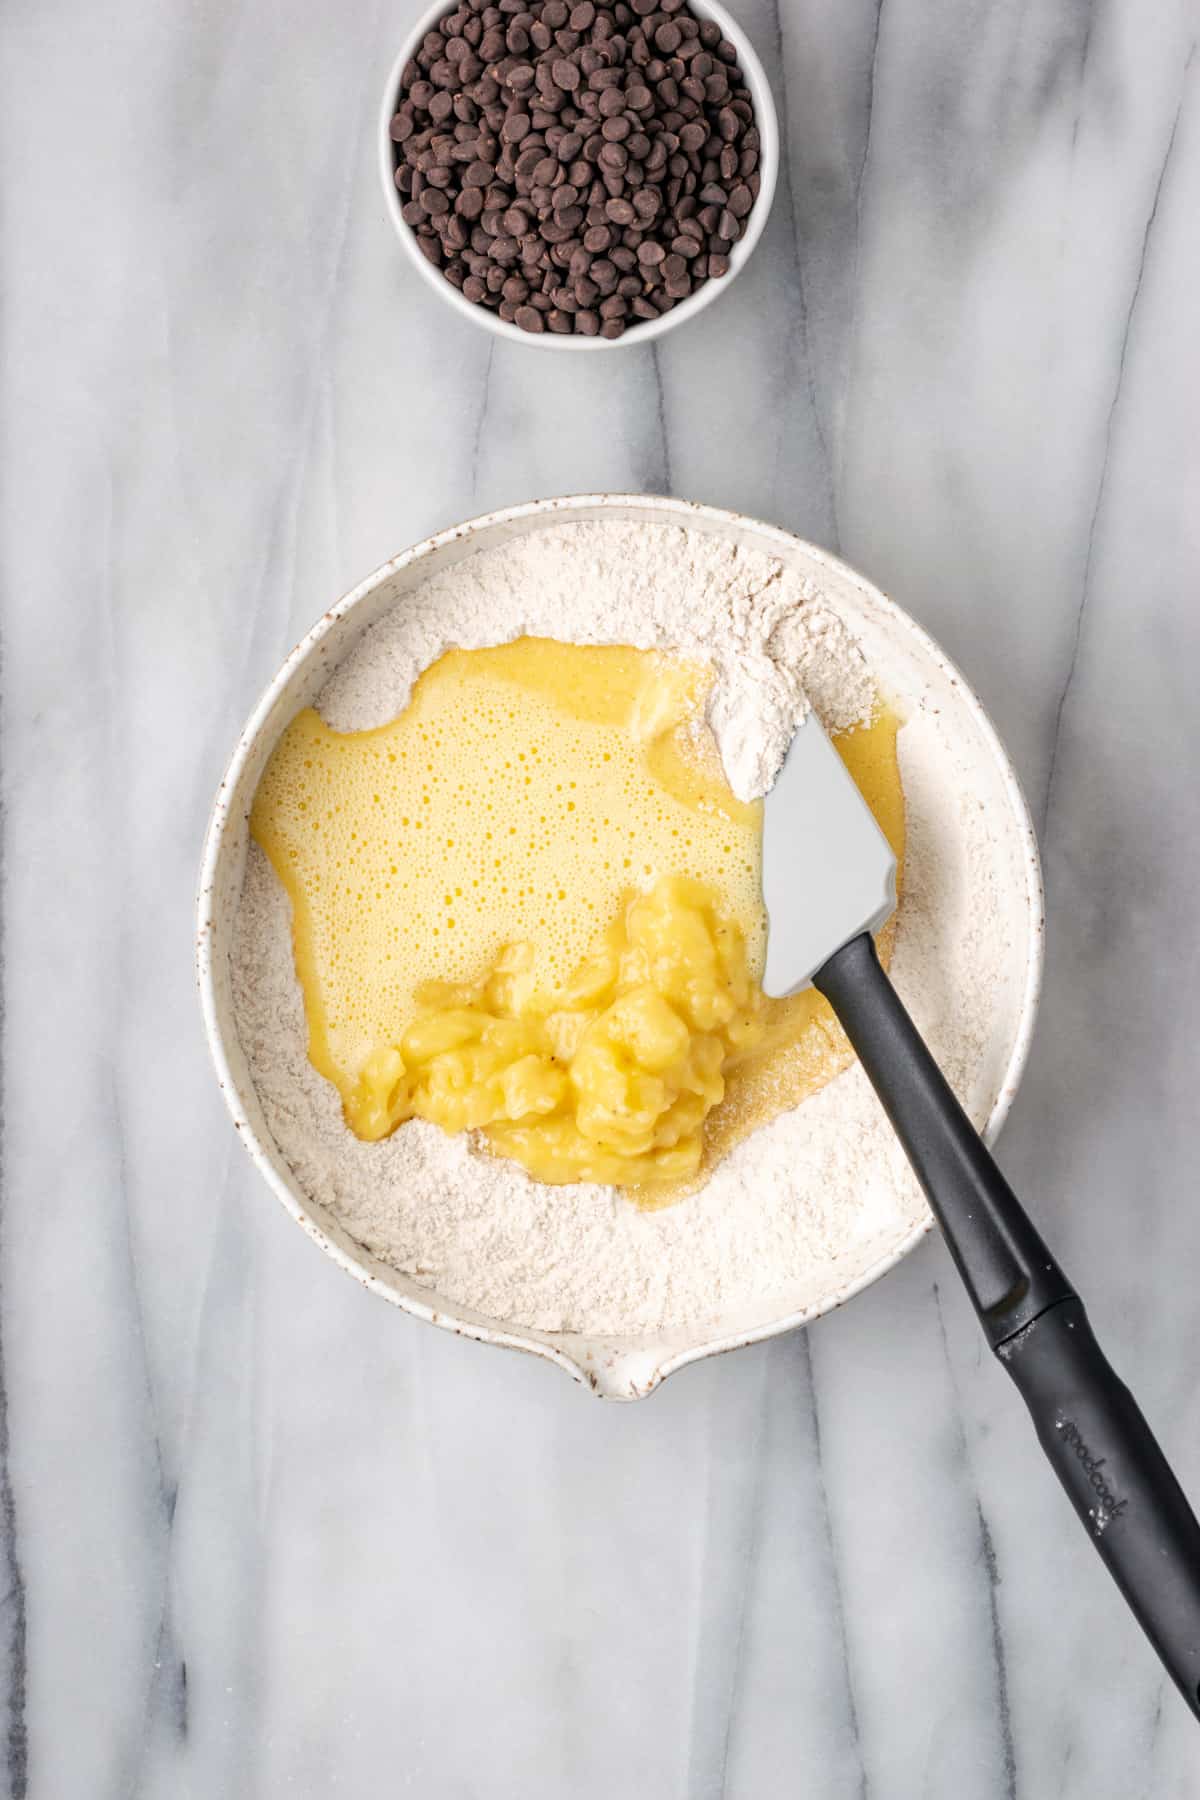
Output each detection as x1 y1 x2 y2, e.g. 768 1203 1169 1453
536 212 574 240
392 0 760 335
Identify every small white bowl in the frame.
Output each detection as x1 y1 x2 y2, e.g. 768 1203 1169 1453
377 0 779 349
197 496 1044 1400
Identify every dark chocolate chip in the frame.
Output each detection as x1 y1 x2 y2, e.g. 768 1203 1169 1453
392 0 759 335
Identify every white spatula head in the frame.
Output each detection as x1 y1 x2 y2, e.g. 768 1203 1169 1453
760 712 897 997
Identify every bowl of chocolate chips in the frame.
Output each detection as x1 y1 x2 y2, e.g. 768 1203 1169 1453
379 0 778 344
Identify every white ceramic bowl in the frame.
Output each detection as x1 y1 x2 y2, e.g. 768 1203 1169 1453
197 496 1043 1398
378 0 779 349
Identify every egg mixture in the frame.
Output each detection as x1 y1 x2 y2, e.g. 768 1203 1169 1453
251 637 902 1199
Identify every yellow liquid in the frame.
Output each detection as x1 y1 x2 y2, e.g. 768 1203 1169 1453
251 637 903 1196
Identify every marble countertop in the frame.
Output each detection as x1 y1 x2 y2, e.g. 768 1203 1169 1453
3 0 1199 1792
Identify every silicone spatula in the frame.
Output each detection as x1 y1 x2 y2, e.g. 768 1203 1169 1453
762 711 1200 1721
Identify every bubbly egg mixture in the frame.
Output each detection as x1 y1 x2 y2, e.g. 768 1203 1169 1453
251 637 902 1196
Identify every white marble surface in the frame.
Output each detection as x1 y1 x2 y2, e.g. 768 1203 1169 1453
2 0 1199 1791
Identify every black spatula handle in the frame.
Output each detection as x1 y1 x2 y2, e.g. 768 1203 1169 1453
814 932 1200 1721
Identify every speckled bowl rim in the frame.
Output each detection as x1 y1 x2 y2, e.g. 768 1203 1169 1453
196 495 1044 1399
377 0 779 349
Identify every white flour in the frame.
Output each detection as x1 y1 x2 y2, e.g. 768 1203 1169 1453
232 522 1004 1335
317 522 875 798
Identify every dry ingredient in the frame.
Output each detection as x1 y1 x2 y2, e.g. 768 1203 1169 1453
390 0 761 336
232 521 1005 1334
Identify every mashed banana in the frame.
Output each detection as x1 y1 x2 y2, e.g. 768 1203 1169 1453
351 876 762 1185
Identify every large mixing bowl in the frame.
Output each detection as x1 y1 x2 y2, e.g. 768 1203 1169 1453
196 495 1043 1398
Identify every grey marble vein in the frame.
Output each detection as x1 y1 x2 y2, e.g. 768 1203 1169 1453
3 0 1200 1792
1042 37 1196 835
0 664 27 1797
931 1285 1016 1800
784 1334 868 1800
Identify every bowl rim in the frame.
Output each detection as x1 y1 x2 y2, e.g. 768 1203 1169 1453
196 493 1045 1399
377 0 780 350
